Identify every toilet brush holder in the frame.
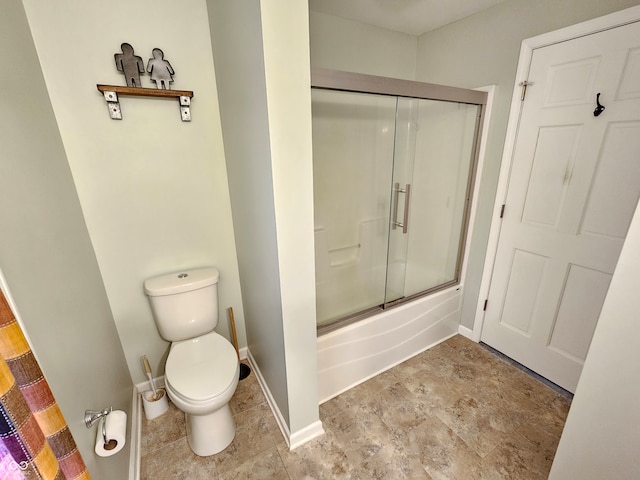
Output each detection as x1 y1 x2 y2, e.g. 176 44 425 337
142 388 169 420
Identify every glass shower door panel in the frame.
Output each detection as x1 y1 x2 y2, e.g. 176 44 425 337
384 98 416 303
386 98 480 303
312 89 396 326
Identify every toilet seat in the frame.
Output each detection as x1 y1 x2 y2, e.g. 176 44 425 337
165 332 238 403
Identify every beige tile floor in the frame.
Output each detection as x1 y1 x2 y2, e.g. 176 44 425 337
139 335 572 479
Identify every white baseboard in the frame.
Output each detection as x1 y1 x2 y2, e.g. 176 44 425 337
289 420 325 451
129 386 141 480
130 376 165 480
457 324 479 342
134 375 166 395
245 348 324 450
245 349 291 446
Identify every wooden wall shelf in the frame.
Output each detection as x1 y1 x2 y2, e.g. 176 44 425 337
96 84 194 121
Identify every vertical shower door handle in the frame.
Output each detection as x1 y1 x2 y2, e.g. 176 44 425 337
392 183 411 234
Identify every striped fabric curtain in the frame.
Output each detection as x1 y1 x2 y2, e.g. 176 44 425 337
0 290 90 480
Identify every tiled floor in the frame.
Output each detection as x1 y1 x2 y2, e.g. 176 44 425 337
139 335 572 479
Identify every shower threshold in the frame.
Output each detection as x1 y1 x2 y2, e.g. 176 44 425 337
317 279 458 336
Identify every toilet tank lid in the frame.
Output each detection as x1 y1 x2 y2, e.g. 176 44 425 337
144 267 219 296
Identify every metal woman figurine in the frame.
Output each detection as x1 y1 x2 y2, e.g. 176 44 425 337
147 48 174 90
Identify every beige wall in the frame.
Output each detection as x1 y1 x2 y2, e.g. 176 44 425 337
0 1 131 478
309 11 417 80
261 0 320 434
21 0 246 384
207 0 290 426
208 0 320 438
415 0 640 329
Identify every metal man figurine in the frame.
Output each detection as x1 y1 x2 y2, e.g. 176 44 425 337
114 43 145 88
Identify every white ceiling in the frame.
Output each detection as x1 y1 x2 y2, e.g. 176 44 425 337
308 0 508 36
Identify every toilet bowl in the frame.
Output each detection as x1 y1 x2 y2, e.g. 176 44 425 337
164 332 239 456
143 267 239 456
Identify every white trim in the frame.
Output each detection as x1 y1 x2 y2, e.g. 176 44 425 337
289 420 325 451
448 85 493 342
245 349 290 447
246 348 325 450
472 5 640 342
0 269 40 362
134 375 166 395
132 373 163 479
460 85 495 289
457 324 475 341
522 5 640 50
238 346 248 361
128 387 141 480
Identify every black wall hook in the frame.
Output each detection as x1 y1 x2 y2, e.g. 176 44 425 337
594 92 605 117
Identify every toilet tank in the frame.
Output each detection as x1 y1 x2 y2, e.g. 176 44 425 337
144 267 220 342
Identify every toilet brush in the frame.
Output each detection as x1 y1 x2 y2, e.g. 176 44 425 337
142 355 159 400
228 307 251 380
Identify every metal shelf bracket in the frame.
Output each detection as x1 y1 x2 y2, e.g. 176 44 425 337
97 84 194 121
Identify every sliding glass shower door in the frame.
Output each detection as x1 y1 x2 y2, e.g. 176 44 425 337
312 89 396 324
385 97 480 305
312 86 482 330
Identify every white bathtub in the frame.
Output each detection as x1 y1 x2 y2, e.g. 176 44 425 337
317 285 461 403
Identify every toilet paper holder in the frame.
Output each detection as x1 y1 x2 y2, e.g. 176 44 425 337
84 407 112 444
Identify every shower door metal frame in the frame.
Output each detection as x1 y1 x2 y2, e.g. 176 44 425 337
312 68 488 335
312 68 487 107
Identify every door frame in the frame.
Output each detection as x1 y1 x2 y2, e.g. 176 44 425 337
470 5 640 342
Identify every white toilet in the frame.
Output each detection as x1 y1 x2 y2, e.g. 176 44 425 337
143 266 239 456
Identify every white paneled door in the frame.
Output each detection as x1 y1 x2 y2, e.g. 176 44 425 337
481 20 640 393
